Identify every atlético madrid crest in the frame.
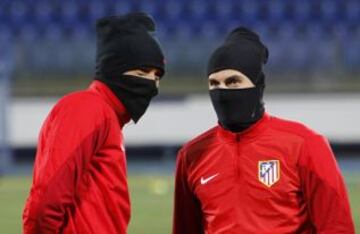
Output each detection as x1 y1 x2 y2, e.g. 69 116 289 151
258 160 280 187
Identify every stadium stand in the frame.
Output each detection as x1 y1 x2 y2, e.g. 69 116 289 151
0 0 359 77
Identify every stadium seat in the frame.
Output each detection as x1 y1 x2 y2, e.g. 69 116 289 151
59 1 80 25
342 32 360 70
113 1 134 15
87 0 107 21
267 0 288 23
239 0 259 24
214 0 234 20
0 25 13 43
197 20 221 40
138 0 161 19
68 23 92 40
43 23 64 41
33 1 53 24
163 0 184 21
264 38 284 72
17 24 38 42
304 23 327 41
9 0 29 25
291 0 313 24
345 0 360 22
172 20 194 40
320 0 340 23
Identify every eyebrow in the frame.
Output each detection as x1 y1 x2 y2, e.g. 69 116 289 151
139 67 161 77
139 67 152 73
208 78 219 83
209 75 242 82
225 75 242 81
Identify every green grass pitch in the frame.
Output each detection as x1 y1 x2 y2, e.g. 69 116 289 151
0 174 359 233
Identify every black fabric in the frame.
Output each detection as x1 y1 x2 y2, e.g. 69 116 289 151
207 27 268 85
209 87 265 132
96 75 158 123
95 12 165 79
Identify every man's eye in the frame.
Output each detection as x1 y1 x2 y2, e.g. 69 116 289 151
137 72 146 76
226 79 241 86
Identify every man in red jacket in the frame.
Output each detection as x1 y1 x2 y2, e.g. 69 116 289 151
23 13 165 234
173 27 355 233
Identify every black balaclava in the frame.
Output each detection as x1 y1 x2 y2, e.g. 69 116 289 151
207 27 269 132
94 12 165 123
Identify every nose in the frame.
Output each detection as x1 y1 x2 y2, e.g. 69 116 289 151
149 70 160 88
217 82 228 89
149 71 158 80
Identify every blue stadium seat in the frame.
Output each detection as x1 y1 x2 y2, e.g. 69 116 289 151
172 20 194 40
331 23 352 43
153 21 169 40
239 0 259 24
113 1 134 15
68 23 92 40
311 38 336 70
0 0 10 11
0 25 13 43
252 22 272 42
291 0 313 24
33 1 54 24
9 0 29 27
214 0 234 20
345 0 360 23
265 38 285 72
277 22 299 42
87 0 107 21
17 24 38 42
291 39 312 70
221 19 245 35
267 0 288 23
163 0 184 21
43 23 64 41
59 1 80 24
304 23 327 41
138 0 161 19
188 0 208 21
342 32 360 70
320 0 340 23
197 20 221 40
267 22 311 71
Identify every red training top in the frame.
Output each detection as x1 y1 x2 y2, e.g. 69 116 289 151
173 113 354 234
23 81 132 234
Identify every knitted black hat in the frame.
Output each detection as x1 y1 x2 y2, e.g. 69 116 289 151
95 12 165 79
207 27 268 85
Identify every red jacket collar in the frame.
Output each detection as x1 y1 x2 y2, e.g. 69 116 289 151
217 112 271 143
89 80 131 128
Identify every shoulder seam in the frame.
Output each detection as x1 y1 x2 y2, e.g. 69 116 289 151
269 117 322 140
182 127 217 150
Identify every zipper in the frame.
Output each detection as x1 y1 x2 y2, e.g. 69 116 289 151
235 134 242 229
236 134 241 179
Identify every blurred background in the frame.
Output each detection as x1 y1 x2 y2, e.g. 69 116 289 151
0 0 359 233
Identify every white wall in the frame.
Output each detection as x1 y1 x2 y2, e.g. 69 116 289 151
10 93 360 147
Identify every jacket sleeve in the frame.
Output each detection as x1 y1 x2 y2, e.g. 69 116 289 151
23 101 110 234
173 149 204 234
299 134 355 233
